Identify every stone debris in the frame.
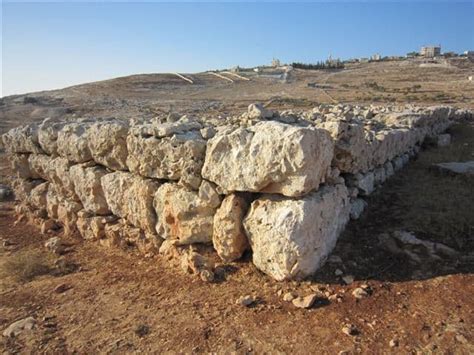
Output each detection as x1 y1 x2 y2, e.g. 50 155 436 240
342 275 355 285
389 338 399 347
292 294 318 309
44 237 66 255
379 230 458 264
283 292 296 302
342 324 359 336
352 287 369 299
433 161 474 176
3 105 472 280
2 317 36 338
236 295 257 307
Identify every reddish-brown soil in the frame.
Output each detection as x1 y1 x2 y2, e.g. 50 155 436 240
1 123 473 354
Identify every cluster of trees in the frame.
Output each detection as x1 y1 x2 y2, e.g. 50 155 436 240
291 60 345 70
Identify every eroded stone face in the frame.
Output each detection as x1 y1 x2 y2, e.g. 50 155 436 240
1 123 43 154
8 154 39 179
212 193 249 262
243 184 350 281
88 120 129 170
28 154 54 181
154 182 221 245
202 121 334 197
47 157 80 201
38 118 67 155
127 125 206 189
101 172 160 234
57 123 93 163
69 164 111 215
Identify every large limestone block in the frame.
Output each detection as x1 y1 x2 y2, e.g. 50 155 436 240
212 193 249 262
1 123 44 154
127 127 206 189
319 120 369 174
69 164 111 215
202 121 334 197
8 154 39 179
47 157 80 201
243 184 350 281
57 123 93 163
88 121 129 170
154 182 221 244
57 200 83 236
38 118 67 155
101 172 160 234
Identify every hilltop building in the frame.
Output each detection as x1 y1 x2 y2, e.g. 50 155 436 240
420 46 441 58
371 53 381 61
271 58 281 67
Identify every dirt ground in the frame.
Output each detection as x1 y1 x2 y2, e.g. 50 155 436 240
1 120 473 353
1 57 473 353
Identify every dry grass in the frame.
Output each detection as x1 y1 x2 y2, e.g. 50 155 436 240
1 249 54 282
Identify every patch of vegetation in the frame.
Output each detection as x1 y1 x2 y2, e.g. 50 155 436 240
1 249 55 282
292 60 344 70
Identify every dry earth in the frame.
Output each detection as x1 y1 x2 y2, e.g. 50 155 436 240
1 58 474 353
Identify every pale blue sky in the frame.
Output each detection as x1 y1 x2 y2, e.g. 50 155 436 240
2 1 473 97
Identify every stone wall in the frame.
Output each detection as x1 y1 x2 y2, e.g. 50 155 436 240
2 104 472 281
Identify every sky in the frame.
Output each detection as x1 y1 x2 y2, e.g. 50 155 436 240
1 1 473 97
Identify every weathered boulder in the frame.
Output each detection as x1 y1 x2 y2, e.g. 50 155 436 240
27 181 49 210
88 120 129 170
57 199 83 236
350 198 367 220
243 184 350 281
127 123 206 189
154 182 221 244
46 157 80 201
70 164 111 215
8 154 39 179
202 121 333 197
247 103 274 119
212 193 249 262
101 172 160 234
57 123 93 163
38 118 67 155
1 123 43 154
2 317 36 338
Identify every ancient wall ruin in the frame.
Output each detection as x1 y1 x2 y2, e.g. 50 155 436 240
2 104 472 281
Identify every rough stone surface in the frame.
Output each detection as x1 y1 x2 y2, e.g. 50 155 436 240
244 184 350 281
347 172 375 196
292 294 318 309
88 120 129 170
434 161 474 176
127 123 206 188
9 154 39 179
350 198 367 220
154 182 220 244
1 123 43 154
101 172 160 234
28 154 54 181
56 123 93 163
202 121 334 197
70 164 110 215
212 193 249 262
38 118 67 155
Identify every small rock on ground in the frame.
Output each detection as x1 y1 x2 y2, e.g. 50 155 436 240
292 294 318 309
236 295 256 307
3 317 36 337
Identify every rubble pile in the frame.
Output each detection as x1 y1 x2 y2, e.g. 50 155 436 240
2 104 472 281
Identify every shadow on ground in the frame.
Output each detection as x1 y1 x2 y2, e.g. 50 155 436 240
313 122 474 284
